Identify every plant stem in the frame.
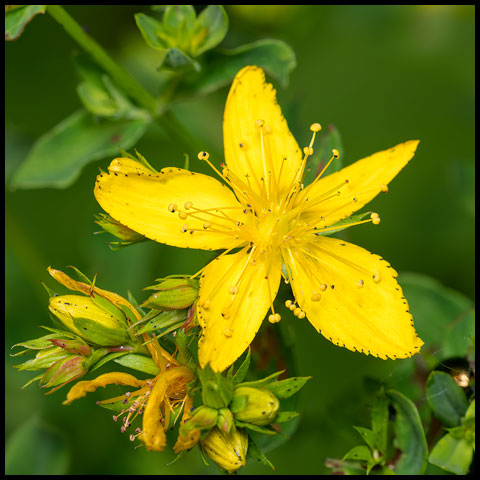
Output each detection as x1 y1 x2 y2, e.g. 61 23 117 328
47 5 157 114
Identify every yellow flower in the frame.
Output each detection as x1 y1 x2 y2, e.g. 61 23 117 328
94 66 423 372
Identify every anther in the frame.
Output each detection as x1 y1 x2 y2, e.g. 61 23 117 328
332 148 340 159
293 307 302 317
288 302 296 311
268 313 281 324
303 146 314 156
297 311 306 319
370 212 381 225
223 328 233 337
311 293 321 302
380 184 389 193
178 211 188 220
221 308 230 319
168 203 177 213
310 123 322 133
184 201 193 210
356 280 364 289
255 119 265 128
319 284 328 291
228 286 239 295
373 270 381 283
222 168 229 177
198 151 209 161
203 299 211 309
285 300 293 308
181 224 189 233
203 222 211 229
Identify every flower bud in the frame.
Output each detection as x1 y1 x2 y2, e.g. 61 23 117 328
40 355 88 391
48 295 130 346
142 278 199 310
174 405 218 453
216 407 235 434
49 338 91 356
201 427 248 473
230 386 279 426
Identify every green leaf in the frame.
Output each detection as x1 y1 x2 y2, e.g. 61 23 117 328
11 333 73 355
135 13 171 50
15 347 66 371
232 348 251 385
342 445 373 462
135 309 187 335
163 5 196 31
429 432 473 475
113 353 160 375
303 124 343 186
193 5 228 56
274 411 299 423
234 420 278 435
5 416 69 475
264 376 311 399
77 81 118 117
386 389 428 475
371 389 389 455
426 371 469 427
5 5 46 42
398 272 474 365
179 39 296 97
198 364 234 409
11 109 150 189
353 426 377 452
247 435 275 471
161 47 201 72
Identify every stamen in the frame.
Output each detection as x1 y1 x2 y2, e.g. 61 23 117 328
311 293 321 302
268 313 281 324
168 203 177 213
380 184 388 193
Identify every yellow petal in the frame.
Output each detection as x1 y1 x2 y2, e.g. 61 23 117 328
297 140 419 227
95 158 245 251
63 372 146 405
223 66 303 200
285 236 423 359
141 367 194 452
197 248 281 372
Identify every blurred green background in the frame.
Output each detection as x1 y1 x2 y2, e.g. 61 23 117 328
5 5 474 475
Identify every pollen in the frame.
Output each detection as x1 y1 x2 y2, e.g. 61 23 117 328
310 123 322 133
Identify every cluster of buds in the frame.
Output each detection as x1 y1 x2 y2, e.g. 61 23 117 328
173 357 310 472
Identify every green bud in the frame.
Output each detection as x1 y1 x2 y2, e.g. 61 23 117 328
201 427 248 473
48 295 130 346
40 355 88 391
179 405 218 436
49 338 91 356
142 278 199 310
217 407 235 434
230 386 279 426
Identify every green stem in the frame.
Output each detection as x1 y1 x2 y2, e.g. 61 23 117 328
46 5 157 114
